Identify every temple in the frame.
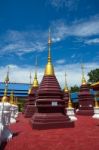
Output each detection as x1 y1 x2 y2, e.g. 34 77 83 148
31 29 74 129
77 64 94 115
24 62 39 117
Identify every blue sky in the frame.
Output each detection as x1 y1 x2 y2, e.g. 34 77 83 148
0 0 99 87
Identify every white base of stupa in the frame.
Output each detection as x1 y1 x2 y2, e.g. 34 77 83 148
66 108 77 121
92 107 99 119
15 112 18 118
0 123 4 145
10 118 16 124
1 126 13 142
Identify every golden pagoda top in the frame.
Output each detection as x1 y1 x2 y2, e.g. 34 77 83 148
81 64 87 85
32 72 39 87
2 86 8 102
68 92 73 108
44 29 54 76
64 72 69 92
10 91 14 104
32 56 39 88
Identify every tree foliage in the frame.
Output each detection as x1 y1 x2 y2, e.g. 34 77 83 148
88 68 99 83
70 85 80 93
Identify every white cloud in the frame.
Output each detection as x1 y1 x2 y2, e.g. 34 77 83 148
48 0 79 11
56 59 65 64
0 16 99 56
0 63 99 88
71 54 76 58
51 16 99 42
0 30 47 56
85 38 99 45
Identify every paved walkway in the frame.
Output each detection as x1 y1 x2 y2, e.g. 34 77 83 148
1 114 99 150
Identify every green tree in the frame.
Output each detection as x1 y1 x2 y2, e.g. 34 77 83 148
88 69 99 83
70 85 80 93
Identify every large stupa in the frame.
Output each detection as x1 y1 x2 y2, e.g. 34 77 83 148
31 30 74 129
77 64 94 115
24 69 39 118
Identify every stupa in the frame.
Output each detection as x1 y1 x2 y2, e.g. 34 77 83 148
31 29 74 129
0 71 13 142
77 64 94 115
24 65 39 118
66 92 77 121
63 72 69 108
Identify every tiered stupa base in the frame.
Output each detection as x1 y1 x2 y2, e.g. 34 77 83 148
77 84 94 116
31 112 74 130
24 105 36 118
24 87 38 118
77 107 94 116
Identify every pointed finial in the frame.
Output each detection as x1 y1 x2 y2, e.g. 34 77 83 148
81 64 87 85
35 55 38 78
44 28 54 76
64 72 68 92
10 91 14 104
29 71 32 85
48 28 52 45
68 92 73 108
28 71 32 94
5 66 9 85
48 28 52 63
32 56 39 88
2 86 8 102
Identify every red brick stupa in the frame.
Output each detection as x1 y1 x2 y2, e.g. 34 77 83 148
63 72 69 108
24 70 39 118
31 30 74 129
77 64 94 115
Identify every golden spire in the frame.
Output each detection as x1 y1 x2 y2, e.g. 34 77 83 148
32 56 39 88
64 72 69 92
68 92 73 108
28 72 32 94
81 64 87 85
44 28 54 76
2 86 8 102
10 91 14 104
5 66 9 85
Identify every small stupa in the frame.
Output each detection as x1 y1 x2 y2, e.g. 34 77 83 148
24 59 39 118
0 69 13 141
31 29 74 129
66 91 77 121
77 64 94 115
